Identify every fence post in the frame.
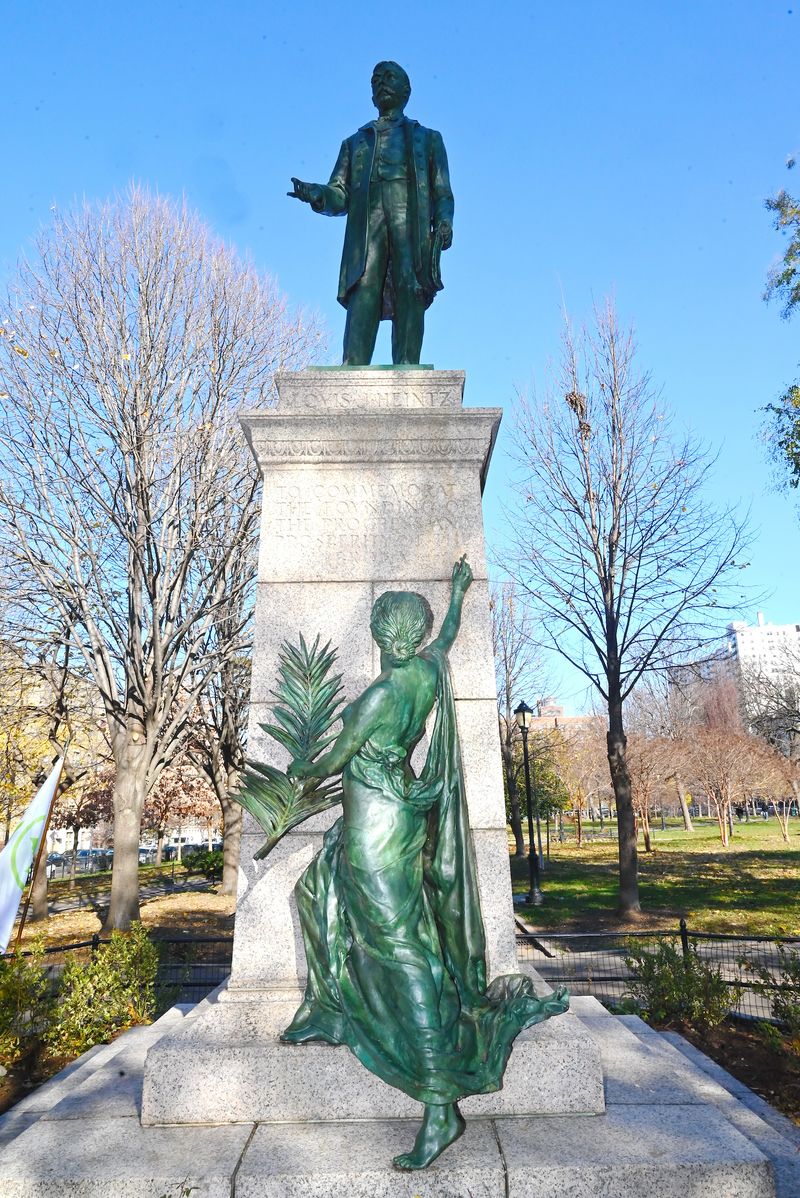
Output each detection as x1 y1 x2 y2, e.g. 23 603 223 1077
91 932 100 957
679 918 690 961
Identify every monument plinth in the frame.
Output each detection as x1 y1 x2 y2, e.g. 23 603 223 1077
141 368 604 1125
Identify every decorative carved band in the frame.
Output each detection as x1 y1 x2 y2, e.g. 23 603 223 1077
251 437 490 462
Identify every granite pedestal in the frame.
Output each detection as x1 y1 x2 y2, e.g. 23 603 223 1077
141 367 604 1125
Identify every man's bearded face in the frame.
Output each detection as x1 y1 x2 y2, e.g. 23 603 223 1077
371 62 411 114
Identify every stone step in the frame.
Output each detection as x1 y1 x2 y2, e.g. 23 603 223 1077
570 994 715 1106
660 1028 800 1151
141 986 605 1125
0 1108 773 1197
0 1001 780 1197
240 1111 771 1197
616 1014 800 1198
0 1002 196 1149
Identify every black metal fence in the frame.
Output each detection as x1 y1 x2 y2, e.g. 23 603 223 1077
151 935 233 1002
516 922 800 1022
8 934 234 1004
10 926 799 1020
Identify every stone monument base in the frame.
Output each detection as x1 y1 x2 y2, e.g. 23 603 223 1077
0 997 791 1196
141 982 604 1124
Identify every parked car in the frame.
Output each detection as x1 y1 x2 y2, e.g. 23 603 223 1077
26 858 58 884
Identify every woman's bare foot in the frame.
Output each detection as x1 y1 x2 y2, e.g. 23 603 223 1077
392 1103 465 1171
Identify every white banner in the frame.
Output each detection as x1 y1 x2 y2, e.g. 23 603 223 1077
0 758 63 954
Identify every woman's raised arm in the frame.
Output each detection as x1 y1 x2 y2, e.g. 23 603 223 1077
427 556 473 656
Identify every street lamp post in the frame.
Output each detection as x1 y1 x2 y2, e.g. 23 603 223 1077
534 767 545 872
514 700 543 906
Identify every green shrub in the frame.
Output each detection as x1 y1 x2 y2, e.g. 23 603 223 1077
182 849 223 880
0 941 52 1066
747 943 800 1052
45 922 159 1058
624 937 737 1032
757 1019 785 1054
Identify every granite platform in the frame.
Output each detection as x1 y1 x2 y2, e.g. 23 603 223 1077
0 997 792 1196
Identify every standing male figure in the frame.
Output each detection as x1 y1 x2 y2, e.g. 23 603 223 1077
289 61 454 366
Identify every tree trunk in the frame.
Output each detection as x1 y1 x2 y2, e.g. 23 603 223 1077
156 829 164 866
69 829 78 889
715 798 729 847
104 764 147 931
30 844 48 921
607 696 640 917
776 802 790 843
671 773 693 832
219 793 242 897
501 732 525 856
641 812 652 853
575 807 582 846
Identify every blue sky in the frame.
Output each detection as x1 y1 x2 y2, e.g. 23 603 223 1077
2 0 799 710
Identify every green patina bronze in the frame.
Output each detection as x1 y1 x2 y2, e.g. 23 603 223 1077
288 61 453 367
236 558 569 1170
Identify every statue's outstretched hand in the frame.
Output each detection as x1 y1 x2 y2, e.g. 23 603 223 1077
288 178 323 206
451 555 473 596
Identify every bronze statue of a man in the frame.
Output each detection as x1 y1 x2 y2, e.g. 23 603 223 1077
289 61 454 366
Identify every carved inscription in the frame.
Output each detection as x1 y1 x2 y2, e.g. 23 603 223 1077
268 478 464 562
276 375 464 412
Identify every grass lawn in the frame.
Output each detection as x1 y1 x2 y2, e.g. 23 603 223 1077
512 818 800 935
14 865 232 952
16 886 235 951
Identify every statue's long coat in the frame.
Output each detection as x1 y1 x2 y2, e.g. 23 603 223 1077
313 117 454 314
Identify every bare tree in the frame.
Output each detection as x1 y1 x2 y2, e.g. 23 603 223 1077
0 186 323 929
510 303 749 915
740 645 800 759
490 581 547 856
555 720 608 847
626 732 671 852
764 748 800 842
142 761 218 864
187 545 253 894
626 675 696 831
686 728 754 847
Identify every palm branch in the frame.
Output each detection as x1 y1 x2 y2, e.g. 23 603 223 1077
234 634 345 859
